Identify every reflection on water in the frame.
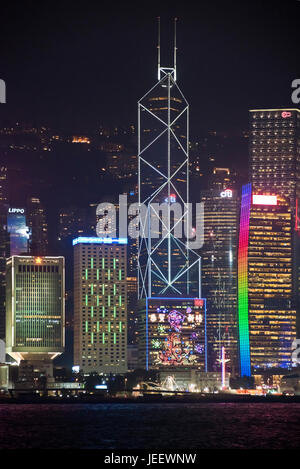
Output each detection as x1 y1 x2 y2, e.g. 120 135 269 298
0 402 299 449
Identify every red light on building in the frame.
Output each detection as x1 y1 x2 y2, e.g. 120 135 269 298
252 194 277 206
194 299 203 307
281 111 292 118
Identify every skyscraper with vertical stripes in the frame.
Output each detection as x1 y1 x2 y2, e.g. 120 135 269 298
73 237 127 374
238 185 296 375
6 255 65 363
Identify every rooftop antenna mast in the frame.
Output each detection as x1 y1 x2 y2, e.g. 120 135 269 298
157 16 161 81
157 17 177 82
174 17 177 81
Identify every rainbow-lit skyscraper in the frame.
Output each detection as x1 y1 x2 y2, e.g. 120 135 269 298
238 184 296 375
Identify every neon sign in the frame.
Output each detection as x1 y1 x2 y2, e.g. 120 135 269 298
72 237 127 245
220 189 232 198
252 194 277 206
8 208 25 214
164 194 176 203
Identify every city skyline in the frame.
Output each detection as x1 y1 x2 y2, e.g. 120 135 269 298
0 0 300 452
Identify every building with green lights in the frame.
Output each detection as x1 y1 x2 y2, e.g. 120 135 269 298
6 256 65 363
73 237 127 374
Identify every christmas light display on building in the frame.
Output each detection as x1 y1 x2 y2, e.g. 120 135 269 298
146 297 207 370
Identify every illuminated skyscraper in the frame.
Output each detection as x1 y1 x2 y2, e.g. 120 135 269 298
7 207 29 256
249 109 300 210
6 256 65 363
0 226 9 340
137 20 203 371
73 237 127 374
0 166 9 340
0 166 8 205
27 197 48 255
201 170 238 373
249 108 300 366
137 19 199 299
238 185 296 375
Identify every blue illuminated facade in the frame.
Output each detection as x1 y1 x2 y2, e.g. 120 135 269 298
72 237 128 246
7 208 30 256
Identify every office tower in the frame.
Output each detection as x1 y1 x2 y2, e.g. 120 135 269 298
0 166 8 205
0 166 9 340
249 109 300 210
27 197 48 255
58 207 87 240
73 237 127 374
137 21 203 372
106 152 137 179
249 108 300 354
201 170 238 373
7 207 29 256
238 185 296 376
138 21 200 299
6 256 65 363
127 276 138 345
208 167 235 191
0 226 9 339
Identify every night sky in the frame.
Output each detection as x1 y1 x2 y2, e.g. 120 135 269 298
0 0 299 134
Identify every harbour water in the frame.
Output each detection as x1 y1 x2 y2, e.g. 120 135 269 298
0 402 299 449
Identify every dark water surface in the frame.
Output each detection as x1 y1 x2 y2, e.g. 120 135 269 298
0 402 299 449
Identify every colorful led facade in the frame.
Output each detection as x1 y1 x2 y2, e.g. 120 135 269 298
238 184 252 376
238 184 296 374
6 256 65 363
73 237 127 374
146 298 207 371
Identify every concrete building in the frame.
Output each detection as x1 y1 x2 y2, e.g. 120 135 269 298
73 237 128 374
5 256 65 364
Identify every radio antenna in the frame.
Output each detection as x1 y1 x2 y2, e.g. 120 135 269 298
174 17 177 81
157 17 161 81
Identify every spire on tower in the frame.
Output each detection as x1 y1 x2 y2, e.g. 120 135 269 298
156 17 177 82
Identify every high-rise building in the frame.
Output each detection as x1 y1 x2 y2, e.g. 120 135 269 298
201 169 238 373
249 108 300 362
127 276 138 345
137 22 203 373
27 197 48 255
73 237 127 374
0 166 8 205
58 207 88 240
249 109 300 210
6 256 65 363
238 185 296 376
0 166 9 340
7 207 29 256
0 226 9 340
